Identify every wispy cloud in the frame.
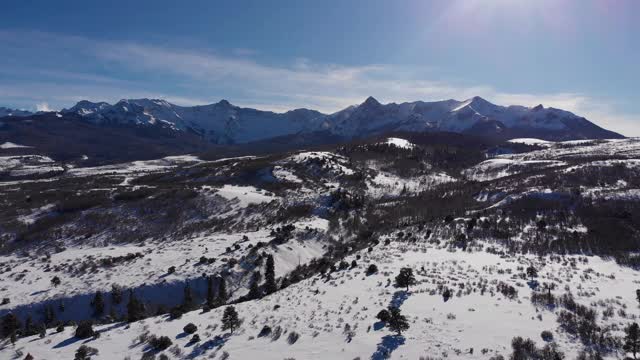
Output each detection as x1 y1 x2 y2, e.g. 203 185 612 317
36 102 52 112
0 29 637 135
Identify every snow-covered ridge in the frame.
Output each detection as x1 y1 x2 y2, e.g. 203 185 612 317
507 138 554 147
383 137 415 149
466 138 640 181
60 96 622 144
0 142 32 149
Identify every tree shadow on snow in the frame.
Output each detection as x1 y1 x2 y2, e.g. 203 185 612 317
527 280 539 290
371 334 405 360
30 290 49 296
373 321 385 331
52 336 83 349
186 334 228 359
100 321 128 333
176 332 190 339
389 291 409 309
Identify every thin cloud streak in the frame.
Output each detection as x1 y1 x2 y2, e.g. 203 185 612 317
0 30 638 135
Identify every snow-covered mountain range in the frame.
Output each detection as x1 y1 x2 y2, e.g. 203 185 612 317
0 107 34 118
59 96 622 144
63 99 326 144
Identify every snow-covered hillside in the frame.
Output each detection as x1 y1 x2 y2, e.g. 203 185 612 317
1 134 640 360
4 237 639 359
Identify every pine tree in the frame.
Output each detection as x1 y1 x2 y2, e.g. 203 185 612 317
217 276 228 305
206 276 215 308
111 284 123 305
221 306 240 334
1 312 21 339
183 283 194 310
248 272 261 300
625 323 640 359
92 291 104 317
38 324 46 338
264 254 277 294
24 315 35 336
51 276 61 288
387 307 409 335
126 290 144 322
526 266 538 281
394 267 416 291
43 305 55 325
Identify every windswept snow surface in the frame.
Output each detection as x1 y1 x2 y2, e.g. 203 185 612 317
288 151 355 176
0 217 328 313
272 165 303 183
0 142 31 149
367 171 455 198
507 138 553 147
464 159 567 182
66 155 202 177
384 137 415 149
213 185 276 207
0 155 63 176
466 138 640 182
4 239 638 359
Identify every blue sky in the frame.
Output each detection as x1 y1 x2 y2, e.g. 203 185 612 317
1 0 639 135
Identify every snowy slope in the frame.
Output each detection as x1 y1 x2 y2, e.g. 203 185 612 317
4 239 637 359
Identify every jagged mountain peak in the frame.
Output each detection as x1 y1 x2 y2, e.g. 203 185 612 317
362 96 381 107
216 99 232 107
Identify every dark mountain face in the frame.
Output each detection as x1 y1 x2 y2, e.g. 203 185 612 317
0 113 214 165
0 107 35 117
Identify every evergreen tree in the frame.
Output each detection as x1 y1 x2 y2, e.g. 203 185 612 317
92 291 104 317
217 276 228 305
221 306 240 334
636 289 640 307
248 272 261 300
51 276 61 288
24 315 35 336
38 324 46 338
394 267 416 291
1 312 21 338
183 283 194 310
264 254 277 294
126 290 144 322
111 284 123 305
74 344 99 360
387 307 409 335
43 305 55 325
625 323 640 359
526 266 538 281
206 276 215 308
376 309 391 323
